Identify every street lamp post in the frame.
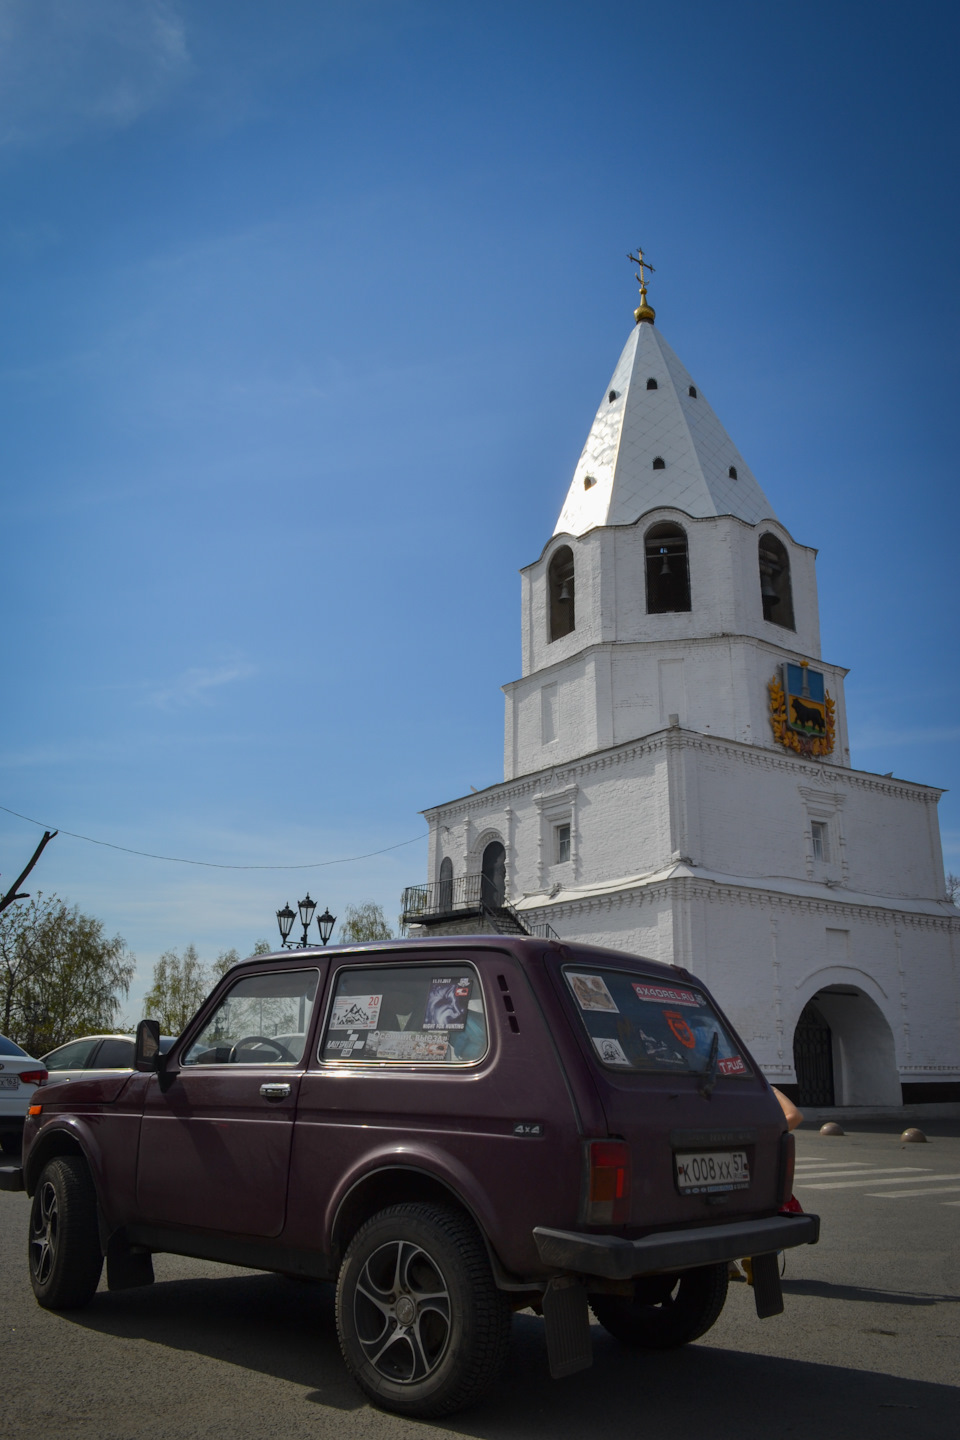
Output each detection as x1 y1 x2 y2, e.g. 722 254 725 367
276 896 337 949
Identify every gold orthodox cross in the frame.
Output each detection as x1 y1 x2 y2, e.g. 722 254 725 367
627 246 655 293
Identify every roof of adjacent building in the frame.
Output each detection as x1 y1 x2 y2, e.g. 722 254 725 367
554 319 779 537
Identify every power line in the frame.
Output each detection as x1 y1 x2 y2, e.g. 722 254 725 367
0 803 426 871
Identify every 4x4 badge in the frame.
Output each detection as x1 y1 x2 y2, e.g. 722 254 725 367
513 1121 544 1137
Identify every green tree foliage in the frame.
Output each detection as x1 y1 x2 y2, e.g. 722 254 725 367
143 945 210 1034
141 943 267 1033
0 893 134 1055
338 902 394 944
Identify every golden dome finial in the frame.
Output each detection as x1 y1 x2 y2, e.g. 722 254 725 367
627 245 656 324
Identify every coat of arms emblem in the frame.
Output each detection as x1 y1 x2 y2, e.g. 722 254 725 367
769 661 835 757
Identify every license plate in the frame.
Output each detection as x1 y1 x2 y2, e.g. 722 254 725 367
675 1149 750 1194
0 1076 19 1089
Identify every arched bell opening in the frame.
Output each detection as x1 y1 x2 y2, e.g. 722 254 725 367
480 841 506 910
548 545 575 641
759 532 795 629
792 986 900 1107
644 522 691 613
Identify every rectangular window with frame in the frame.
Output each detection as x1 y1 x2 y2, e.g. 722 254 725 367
563 967 751 1077
320 963 487 1066
811 821 829 862
555 822 571 864
183 969 320 1066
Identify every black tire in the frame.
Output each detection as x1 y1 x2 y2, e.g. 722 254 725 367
591 1263 729 1350
28 1156 103 1310
335 1202 511 1418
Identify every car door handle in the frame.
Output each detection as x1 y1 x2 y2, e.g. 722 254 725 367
259 1082 291 1102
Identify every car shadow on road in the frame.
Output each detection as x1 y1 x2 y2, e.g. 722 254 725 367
782 1278 960 1307
59 1271 959 1439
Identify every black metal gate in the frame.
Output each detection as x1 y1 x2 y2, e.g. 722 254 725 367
793 1000 835 1107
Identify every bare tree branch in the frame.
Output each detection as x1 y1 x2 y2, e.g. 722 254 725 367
0 831 57 917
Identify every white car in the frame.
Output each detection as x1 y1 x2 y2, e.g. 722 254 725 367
42 1032 176 1085
0 1035 47 1153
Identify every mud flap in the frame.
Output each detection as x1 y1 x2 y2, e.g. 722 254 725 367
751 1252 784 1318
542 1276 592 1378
107 1232 155 1291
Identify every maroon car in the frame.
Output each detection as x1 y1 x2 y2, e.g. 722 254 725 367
4 938 818 1417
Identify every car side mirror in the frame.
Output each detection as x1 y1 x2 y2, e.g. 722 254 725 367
135 1018 162 1072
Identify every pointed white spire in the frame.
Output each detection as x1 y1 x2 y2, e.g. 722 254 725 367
554 321 777 537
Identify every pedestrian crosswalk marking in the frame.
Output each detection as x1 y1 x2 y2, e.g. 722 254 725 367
798 1170 934 1189
869 1184 960 1199
794 1160 870 1168
794 1167 929 1181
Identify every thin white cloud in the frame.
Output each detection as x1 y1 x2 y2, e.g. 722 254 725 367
145 661 256 711
0 0 191 149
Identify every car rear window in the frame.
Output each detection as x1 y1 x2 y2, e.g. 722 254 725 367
321 963 486 1065
563 967 751 1076
0 1036 28 1057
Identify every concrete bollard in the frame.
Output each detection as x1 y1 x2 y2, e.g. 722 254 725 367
819 1122 845 1136
901 1127 927 1144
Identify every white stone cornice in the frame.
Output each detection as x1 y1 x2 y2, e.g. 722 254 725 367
423 723 941 825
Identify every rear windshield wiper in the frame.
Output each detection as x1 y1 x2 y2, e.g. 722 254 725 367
697 1031 720 1100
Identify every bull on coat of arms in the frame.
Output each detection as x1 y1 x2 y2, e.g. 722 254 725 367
769 661 835 757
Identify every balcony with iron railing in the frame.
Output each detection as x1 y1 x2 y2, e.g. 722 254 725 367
401 874 559 941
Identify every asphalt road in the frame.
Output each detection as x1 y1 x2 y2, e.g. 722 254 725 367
1 1123 958 1440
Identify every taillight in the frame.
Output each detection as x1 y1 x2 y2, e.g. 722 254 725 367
585 1139 631 1224
777 1130 796 1207
19 1069 47 1086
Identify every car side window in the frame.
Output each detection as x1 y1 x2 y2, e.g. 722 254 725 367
92 1038 135 1069
182 969 320 1066
320 963 487 1065
44 1038 100 1070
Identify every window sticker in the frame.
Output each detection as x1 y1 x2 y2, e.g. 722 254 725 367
632 981 701 1008
638 1028 687 1066
568 973 619 1013
365 1031 449 1061
422 976 472 1031
326 1032 366 1056
664 1009 697 1049
592 1036 631 1066
331 993 383 1030
718 1055 747 1075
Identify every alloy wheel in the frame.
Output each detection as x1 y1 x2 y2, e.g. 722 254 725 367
30 1180 59 1285
352 1239 452 1383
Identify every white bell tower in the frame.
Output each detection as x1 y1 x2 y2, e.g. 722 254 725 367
505 272 848 779
411 260 960 1109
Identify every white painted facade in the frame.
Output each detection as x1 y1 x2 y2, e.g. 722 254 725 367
416 311 960 1105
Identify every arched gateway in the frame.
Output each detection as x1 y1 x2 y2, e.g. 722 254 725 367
793 986 900 1108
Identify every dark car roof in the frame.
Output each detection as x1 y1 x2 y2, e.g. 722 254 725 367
230 935 691 981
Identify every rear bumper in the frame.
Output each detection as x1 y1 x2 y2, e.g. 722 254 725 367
533 1213 820 1280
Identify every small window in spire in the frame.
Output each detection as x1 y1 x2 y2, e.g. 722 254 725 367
583 475 596 490
652 456 665 470
608 390 618 403
688 385 697 398
728 465 738 480
646 377 658 390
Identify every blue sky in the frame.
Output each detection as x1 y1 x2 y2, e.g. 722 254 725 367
1 0 958 1014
